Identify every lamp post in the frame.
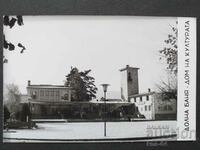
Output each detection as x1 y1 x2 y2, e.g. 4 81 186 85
100 84 110 137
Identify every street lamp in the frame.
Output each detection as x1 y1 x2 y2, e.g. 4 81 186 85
100 84 110 137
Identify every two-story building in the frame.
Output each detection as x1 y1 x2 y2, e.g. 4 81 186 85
27 80 72 118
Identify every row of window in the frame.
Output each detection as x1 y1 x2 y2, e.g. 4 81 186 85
140 105 151 112
32 90 60 97
133 95 149 102
158 105 173 111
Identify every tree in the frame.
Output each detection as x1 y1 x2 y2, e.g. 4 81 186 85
4 83 21 115
65 67 98 101
155 71 177 99
3 16 26 63
4 105 10 123
157 24 177 99
159 24 177 75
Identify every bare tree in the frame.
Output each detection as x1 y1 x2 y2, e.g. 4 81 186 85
155 71 177 100
4 83 21 116
157 24 178 99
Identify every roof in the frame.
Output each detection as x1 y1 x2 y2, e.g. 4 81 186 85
128 92 155 98
119 65 140 72
27 84 71 89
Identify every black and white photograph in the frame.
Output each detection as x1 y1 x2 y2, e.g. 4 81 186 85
2 16 196 142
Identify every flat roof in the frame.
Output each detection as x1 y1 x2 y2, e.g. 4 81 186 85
129 92 155 98
27 84 71 89
28 100 132 105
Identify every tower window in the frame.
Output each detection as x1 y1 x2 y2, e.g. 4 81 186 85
134 97 136 102
128 72 132 81
146 95 149 100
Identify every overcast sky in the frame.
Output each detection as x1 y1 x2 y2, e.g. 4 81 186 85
4 16 177 98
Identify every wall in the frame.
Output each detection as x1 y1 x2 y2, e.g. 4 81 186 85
120 71 128 101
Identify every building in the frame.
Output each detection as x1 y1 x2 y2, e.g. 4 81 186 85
23 65 176 120
129 92 177 120
27 80 72 118
26 80 136 119
27 80 71 102
120 65 177 120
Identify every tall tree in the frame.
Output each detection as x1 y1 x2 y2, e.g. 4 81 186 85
3 16 26 63
65 67 98 101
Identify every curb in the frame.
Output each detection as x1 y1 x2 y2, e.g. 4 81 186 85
3 134 177 142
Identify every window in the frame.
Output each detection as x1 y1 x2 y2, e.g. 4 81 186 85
141 107 143 111
128 72 132 81
56 91 59 96
145 105 147 111
149 105 151 111
167 105 173 111
45 91 49 96
40 90 44 96
146 95 149 101
140 97 142 102
51 91 54 96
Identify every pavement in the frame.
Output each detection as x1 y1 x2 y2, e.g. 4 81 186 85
3 121 177 143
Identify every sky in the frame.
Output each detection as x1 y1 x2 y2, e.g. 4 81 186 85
3 16 177 98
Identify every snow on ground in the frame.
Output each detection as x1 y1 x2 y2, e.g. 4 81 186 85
3 121 177 142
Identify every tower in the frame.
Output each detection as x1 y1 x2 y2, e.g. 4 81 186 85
120 65 139 101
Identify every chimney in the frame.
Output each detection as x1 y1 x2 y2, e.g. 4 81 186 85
148 88 151 92
28 80 31 86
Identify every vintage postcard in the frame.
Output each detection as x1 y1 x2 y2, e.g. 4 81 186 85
2 16 196 142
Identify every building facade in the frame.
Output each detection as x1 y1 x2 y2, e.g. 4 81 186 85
129 92 177 120
23 65 176 120
27 80 71 102
27 80 72 118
